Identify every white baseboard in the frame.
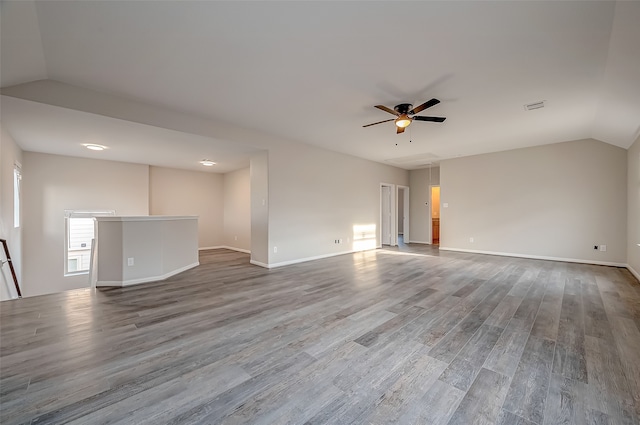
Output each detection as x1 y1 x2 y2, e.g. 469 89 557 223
628 264 640 283
438 247 627 268
97 262 199 287
221 246 251 254
250 259 269 268
408 240 432 245
199 246 251 254
252 248 377 269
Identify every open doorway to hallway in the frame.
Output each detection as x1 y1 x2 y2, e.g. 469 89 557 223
431 186 440 245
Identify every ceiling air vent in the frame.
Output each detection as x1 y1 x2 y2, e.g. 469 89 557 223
524 101 545 111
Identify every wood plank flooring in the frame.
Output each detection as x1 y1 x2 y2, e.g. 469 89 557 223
1 246 639 424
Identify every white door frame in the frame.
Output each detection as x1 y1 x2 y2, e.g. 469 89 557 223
379 183 396 247
396 185 409 244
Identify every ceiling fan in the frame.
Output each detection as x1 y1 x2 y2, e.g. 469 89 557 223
363 98 446 134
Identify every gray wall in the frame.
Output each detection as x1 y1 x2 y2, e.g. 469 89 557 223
628 135 640 277
96 217 198 285
440 139 627 265
250 151 269 265
223 167 251 252
17 153 253 296
267 142 408 265
149 166 224 249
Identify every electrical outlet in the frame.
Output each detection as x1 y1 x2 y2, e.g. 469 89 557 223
273 246 277 253
234 235 238 241
127 257 134 266
469 237 474 243
599 245 607 252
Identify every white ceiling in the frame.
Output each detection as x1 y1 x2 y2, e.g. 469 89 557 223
2 1 639 171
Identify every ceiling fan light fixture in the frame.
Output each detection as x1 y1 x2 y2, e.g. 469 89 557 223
395 115 412 128
200 159 216 166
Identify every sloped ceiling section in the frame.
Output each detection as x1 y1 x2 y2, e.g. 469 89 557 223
1 1 639 171
592 1 640 148
0 1 47 87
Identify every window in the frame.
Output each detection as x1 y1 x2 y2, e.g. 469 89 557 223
65 210 115 275
13 163 21 228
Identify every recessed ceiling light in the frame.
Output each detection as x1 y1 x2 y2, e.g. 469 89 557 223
83 144 107 151
200 159 216 166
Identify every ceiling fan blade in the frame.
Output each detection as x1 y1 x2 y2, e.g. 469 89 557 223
396 126 405 134
413 116 446 122
374 105 400 116
409 98 440 115
363 118 395 128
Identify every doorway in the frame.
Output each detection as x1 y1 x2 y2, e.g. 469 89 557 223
431 186 440 245
380 183 394 246
397 186 409 245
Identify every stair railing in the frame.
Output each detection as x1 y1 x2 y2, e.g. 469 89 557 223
0 239 22 298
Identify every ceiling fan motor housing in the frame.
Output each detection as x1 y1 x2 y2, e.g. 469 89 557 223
394 103 413 114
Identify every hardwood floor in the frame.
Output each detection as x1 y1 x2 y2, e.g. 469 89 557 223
1 246 639 424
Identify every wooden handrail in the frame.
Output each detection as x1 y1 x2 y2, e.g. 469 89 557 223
0 239 22 298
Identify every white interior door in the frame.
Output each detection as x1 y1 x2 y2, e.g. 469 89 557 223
381 186 392 245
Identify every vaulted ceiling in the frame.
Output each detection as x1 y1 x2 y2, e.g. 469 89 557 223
2 1 639 171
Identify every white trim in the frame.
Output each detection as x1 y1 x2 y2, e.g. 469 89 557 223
253 248 377 269
628 264 640 283
438 247 627 267
97 215 197 222
380 182 396 247
250 259 269 268
65 210 116 275
221 246 251 254
199 246 251 254
96 262 199 287
408 240 432 244
396 185 410 244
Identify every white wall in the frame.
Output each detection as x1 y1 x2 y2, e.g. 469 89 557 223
149 166 224 249
22 152 149 296
267 143 408 265
628 135 640 278
0 126 23 300
223 167 251 252
409 166 440 244
440 139 627 265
